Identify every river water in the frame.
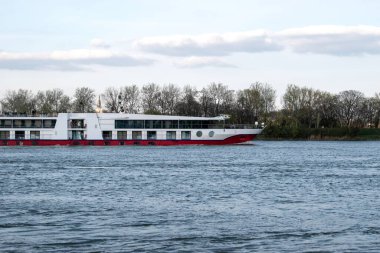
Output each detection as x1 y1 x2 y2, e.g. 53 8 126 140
1 141 380 252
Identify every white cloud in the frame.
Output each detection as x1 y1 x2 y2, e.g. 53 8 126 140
280 26 380 56
134 26 380 57
174 56 236 68
90 38 110 49
0 49 152 71
2 26 380 71
134 30 282 56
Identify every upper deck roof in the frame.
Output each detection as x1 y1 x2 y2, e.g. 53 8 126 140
75 113 226 121
0 113 226 121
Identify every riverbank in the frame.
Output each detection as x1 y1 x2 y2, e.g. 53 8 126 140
259 127 380 141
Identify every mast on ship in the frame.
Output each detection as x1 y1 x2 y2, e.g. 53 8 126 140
95 95 103 113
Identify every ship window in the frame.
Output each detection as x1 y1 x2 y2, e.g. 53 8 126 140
209 131 215 137
132 131 142 140
69 119 84 128
0 131 10 139
43 120 56 128
147 131 157 140
0 120 12 128
153 120 162 128
208 121 223 129
15 131 25 140
179 120 214 129
13 120 25 128
166 131 176 140
32 120 42 128
115 120 128 128
145 120 153 129
115 120 144 129
145 120 162 129
117 131 127 140
30 131 40 140
179 120 192 129
196 131 202 137
134 120 144 128
25 120 32 128
163 120 178 129
102 131 112 140
181 131 191 140
192 121 202 129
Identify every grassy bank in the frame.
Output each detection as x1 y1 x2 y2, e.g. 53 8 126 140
259 126 380 140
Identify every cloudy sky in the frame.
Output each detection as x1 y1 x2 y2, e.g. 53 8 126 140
1 0 380 99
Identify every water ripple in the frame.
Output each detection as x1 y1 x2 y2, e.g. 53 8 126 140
1 141 380 252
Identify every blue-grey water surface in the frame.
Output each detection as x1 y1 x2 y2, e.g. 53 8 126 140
1 141 380 252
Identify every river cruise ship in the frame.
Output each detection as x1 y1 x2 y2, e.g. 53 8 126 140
0 113 263 146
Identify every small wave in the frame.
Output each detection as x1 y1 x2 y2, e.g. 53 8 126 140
64 166 117 169
363 227 380 235
263 229 348 240
41 238 108 247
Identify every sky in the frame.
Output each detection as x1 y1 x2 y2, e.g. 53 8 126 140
1 0 380 101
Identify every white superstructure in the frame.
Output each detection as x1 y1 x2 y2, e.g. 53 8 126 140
0 113 263 145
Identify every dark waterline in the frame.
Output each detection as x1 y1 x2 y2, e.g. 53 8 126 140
1 141 380 252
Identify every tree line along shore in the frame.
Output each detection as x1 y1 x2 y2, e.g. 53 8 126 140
1 82 380 140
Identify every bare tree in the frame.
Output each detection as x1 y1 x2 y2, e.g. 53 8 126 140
361 97 379 128
207 82 234 116
1 89 36 114
121 85 140 113
35 89 71 114
35 91 52 114
72 87 96 113
176 85 201 116
220 89 235 115
1 84 378 132
375 93 380 128
158 84 180 115
337 90 365 127
102 87 121 112
236 82 275 123
283 84 303 114
236 88 260 123
313 91 339 128
50 89 71 113
199 87 213 117
141 83 160 114
259 83 276 120
283 84 319 128
58 94 71 113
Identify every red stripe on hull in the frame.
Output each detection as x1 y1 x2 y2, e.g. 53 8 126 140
0 134 256 146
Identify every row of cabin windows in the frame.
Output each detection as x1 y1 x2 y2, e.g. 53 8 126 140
0 130 196 141
103 131 191 140
0 119 56 128
115 120 223 129
0 131 40 140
